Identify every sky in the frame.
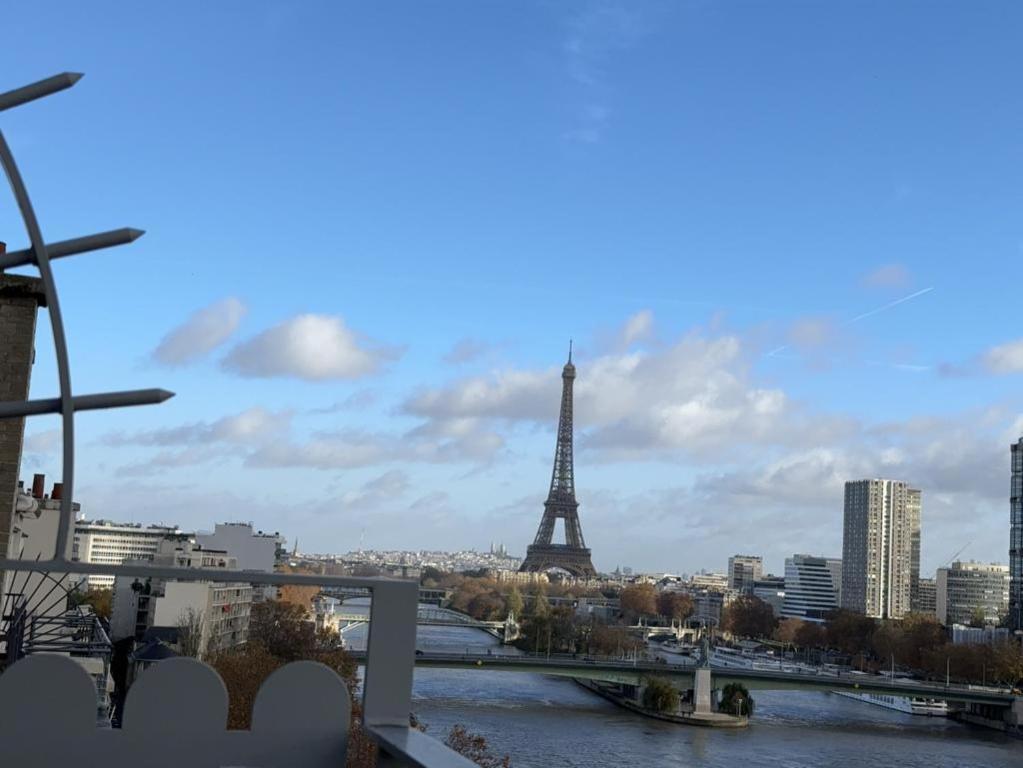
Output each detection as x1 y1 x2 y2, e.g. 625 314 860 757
2 2 1022 576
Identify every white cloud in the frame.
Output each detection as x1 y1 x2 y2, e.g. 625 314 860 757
24 429 61 453
404 319 839 463
619 309 653 348
339 470 410 509
223 314 398 381
564 6 646 86
309 390 378 414
247 425 504 470
443 338 490 365
787 317 835 350
862 264 911 289
983 339 1023 374
105 407 291 448
153 297 246 366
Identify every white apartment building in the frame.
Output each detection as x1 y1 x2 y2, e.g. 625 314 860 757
153 581 252 655
110 537 252 657
841 479 921 619
73 519 183 589
2 478 77 626
196 522 282 572
782 554 842 623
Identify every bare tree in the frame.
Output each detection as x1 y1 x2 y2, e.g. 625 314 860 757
177 607 206 658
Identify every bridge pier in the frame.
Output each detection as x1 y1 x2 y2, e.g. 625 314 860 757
693 667 714 714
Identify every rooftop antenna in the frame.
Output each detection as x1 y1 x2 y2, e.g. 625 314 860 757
568 339 573 363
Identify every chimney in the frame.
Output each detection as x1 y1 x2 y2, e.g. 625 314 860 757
32 473 45 499
0 241 6 254
51 482 63 500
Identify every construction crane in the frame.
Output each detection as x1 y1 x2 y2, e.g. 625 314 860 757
942 540 972 567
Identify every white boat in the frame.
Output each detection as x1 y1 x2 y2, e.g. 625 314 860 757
834 691 948 717
652 639 693 656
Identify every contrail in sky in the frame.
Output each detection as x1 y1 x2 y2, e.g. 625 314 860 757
766 286 935 358
843 286 935 325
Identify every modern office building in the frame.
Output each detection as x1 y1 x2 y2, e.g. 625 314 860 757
781 555 842 623
936 561 1009 627
73 519 184 589
841 479 921 619
1011 437 1023 631
913 576 937 616
752 575 786 615
727 555 763 593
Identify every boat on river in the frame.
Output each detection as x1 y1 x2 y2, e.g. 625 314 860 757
833 691 948 717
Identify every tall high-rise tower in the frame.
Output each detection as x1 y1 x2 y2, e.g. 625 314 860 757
1010 438 1023 630
841 479 920 619
519 345 597 579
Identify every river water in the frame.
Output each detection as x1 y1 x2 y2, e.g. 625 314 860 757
343 620 1023 768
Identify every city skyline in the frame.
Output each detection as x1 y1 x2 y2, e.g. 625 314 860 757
3 3 1023 574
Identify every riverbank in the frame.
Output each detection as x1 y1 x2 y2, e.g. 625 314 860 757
574 678 749 728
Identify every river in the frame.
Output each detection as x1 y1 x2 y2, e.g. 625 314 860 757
343 620 1023 767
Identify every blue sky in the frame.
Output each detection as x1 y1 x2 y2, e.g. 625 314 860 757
2 2 1022 575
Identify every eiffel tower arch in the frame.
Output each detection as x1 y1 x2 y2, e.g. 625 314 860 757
519 344 597 579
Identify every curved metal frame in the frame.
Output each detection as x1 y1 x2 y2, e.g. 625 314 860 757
0 132 77 554
0 72 171 560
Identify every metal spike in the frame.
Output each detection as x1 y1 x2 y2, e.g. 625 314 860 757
0 227 145 270
0 72 83 113
0 388 175 419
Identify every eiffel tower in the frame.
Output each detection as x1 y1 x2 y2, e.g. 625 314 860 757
519 343 597 579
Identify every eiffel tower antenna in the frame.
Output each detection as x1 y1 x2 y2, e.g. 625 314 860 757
518 349 597 579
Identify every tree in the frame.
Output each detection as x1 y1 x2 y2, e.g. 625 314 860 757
825 610 877 656
531 589 551 620
506 587 524 618
991 642 1023 687
721 595 775 639
249 599 317 660
793 621 826 649
71 587 112 620
466 591 507 621
208 613 366 766
276 564 321 610
657 591 694 622
420 566 446 586
619 583 657 620
719 682 754 717
968 607 988 629
176 607 205 658
773 618 804 645
641 677 678 713
589 624 643 656
445 725 511 768
897 613 946 668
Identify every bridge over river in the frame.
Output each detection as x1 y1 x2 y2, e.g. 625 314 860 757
348 649 1022 716
332 605 520 642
